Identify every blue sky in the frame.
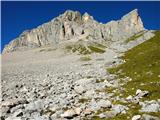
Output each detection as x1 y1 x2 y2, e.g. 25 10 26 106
1 1 160 52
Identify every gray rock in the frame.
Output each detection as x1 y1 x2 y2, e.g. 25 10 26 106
10 104 24 113
97 99 112 108
12 109 23 117
88 99 112 112
5 116 22 120
132 115 141 120
112 104 128 114
88 99 100 111
61 109 77 118
126 95 133 101
74 107 82 115
25 100 44 112
83 108 92 115
105 111 117 118
59 93 67 98
1 106 9 117
142 114 160 120
74 85 85 94
31 111 41 117
140 101 160 112
48 104 59 112
84 90 96 99
33 115 50 120
75 78 95 86
99 113 107 118
1 99 28 108
136 89 142 95
135 89 149 98
50 113 58 120
103 80 113 87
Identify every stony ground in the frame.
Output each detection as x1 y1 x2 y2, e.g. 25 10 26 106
1 31 160 120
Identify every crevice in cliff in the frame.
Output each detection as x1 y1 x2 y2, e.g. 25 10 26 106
62 24 66 37
37 35 42 47
81 30 85 35
71 28 74 36
101 30 104 39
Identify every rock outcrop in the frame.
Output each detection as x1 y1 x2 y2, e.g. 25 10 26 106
3 9 144 53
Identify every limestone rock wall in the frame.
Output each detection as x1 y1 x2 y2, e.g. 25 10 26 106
3 9 144 53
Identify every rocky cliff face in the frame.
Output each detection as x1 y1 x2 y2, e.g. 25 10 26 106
3 9 144 53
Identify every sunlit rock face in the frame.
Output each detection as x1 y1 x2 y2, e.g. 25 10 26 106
3 9 144 53
82 12 93 22
120 9 144 35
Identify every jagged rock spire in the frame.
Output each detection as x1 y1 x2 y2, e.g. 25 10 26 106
121 9 144 32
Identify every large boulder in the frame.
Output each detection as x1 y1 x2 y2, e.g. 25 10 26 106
139 100 160 113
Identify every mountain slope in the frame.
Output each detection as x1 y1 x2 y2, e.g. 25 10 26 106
107 31 160 119
2 9 159 120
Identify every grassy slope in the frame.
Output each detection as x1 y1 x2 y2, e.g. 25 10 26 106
108 31 160 99
106 31 160 119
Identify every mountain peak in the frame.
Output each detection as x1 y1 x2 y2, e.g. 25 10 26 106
121 9 139 20
3 9 145 54
121 9 144 33
60 10 82 22
82 12 93 21
128 9 138 15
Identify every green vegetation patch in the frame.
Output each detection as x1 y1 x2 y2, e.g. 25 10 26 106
88 45 105 53
79 98 90 103
112 100 128 106
92 42 107 49
108 31 160 100
65 42 106 55
41 108 56 116
80 55 91 61
96 79 105 83
86 76 93 79
65 44 91 55
125 31 146 43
